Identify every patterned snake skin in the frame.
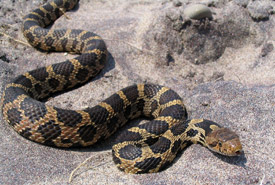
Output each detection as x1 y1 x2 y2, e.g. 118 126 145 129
0 0 242 173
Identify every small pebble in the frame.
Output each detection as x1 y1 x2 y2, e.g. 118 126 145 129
173 0 182 7
201 101 210 106
184 4 212 20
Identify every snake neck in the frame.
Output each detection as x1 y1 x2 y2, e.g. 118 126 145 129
182 119 222 147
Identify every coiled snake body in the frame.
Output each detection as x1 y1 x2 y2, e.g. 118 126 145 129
0 0 242 173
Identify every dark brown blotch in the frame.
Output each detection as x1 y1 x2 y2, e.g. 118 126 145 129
70 39 78 52
103 93 124 113
86 105 109 125
144 136 159 146
76 68 89 81
52 60 74 75
159 89 181 105
29 67 48 82
143 84 162 99
195 119 221 136
112 150 122 165
60 38 68 50
137 99 145 115
106 116 119 135
48 78 60 89
45 36 55 47
77 124 97 143
42 3 54 12
45 13 52 23
34 84 43 95
160 104 186 120
186 128 198 137
3 86 27 105
80 31 96 40
150 100 158 114
64 1 71 9
75 53 97 67
25 13 40 22
54 0 63 7
170 122 188 136
134 157 162 173
37 120 61 145
121 85 139 104
14 75 32 88
6 108 22 127
115 130 143 144
150 137 171 154
19 128 33 139
117 144 142 160
138 120 169 135
24 31 35 43
171 139 182 154
20 98 47 122
123 105 132 119
54 7 62 18
56 108 82 127
33 8 45 18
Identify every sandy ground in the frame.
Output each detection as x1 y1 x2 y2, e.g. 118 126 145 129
0 0 274 184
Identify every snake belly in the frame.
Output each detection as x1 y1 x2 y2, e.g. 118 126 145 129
0 0 233 174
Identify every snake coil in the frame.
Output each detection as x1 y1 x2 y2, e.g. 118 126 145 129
0 0 242 173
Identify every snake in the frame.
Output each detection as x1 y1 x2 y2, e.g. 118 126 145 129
0 0 243 174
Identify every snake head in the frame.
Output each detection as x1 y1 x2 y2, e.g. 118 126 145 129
205 127 243 156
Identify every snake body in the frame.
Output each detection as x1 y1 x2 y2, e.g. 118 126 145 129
0 0 242 173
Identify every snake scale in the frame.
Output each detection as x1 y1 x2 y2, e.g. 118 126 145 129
0 0 243 173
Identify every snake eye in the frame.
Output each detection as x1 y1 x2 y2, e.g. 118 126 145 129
218 141 222 147
235 150 242 155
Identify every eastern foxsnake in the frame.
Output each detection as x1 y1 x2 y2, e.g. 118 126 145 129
0 0 242 173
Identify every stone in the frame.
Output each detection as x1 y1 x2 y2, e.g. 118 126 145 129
184 4 213 20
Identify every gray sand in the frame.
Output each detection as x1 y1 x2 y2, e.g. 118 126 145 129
0 0 274 184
